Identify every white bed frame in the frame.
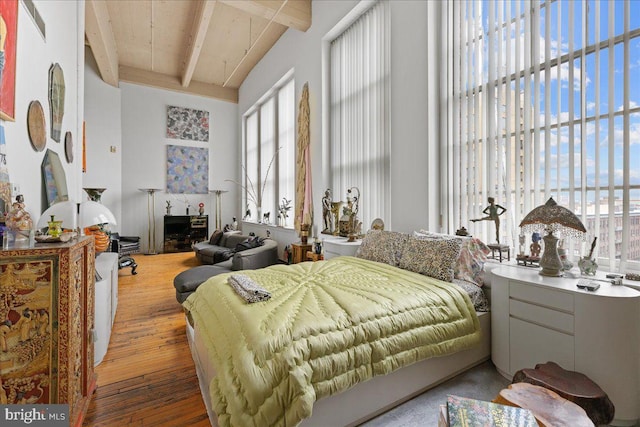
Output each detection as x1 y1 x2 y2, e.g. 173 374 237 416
186 311 491 427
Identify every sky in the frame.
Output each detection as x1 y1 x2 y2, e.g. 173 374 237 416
480 0 640 203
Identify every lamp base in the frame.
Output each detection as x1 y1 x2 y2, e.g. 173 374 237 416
538 232 563 277
539 268 564 277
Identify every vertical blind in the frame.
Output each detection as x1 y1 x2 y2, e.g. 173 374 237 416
329 0 390 230
443 0 640 269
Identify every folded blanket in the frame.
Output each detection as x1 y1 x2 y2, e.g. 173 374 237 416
228 274 271 303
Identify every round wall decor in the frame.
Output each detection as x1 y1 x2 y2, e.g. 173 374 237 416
27 100 47 152
64 131 74 163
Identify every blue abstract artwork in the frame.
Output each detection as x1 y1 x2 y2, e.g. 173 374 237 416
166 145 209 194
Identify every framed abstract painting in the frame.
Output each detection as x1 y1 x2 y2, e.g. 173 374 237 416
166 145 209 194
0 0 18 122
166 106 209 142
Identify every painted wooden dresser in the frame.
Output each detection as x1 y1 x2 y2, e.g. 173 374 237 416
0 236 96 427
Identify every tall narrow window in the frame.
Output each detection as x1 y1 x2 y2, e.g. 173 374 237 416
329 0 390 229
242 75 295 226
444 0 640 270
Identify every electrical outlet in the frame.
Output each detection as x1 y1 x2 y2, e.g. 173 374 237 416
11 183 20 195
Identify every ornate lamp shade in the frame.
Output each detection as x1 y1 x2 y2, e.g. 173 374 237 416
519 198 586 277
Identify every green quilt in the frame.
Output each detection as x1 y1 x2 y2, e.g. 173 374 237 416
183 256 481 427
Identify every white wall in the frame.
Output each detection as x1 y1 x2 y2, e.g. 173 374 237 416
1 0 85 226
238 0 441 238
119 83 239 253
83 47 122 224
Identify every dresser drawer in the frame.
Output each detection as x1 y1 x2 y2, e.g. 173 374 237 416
510 299 574 334
510 317 575 374
510 281 574 313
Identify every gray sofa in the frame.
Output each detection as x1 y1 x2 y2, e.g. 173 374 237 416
174 232 278 303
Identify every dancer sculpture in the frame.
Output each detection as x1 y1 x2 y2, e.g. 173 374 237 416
471 197 506 243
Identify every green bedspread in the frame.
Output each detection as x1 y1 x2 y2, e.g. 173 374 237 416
183 256 481 427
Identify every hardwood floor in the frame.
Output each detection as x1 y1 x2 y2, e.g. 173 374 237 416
83 252 210 427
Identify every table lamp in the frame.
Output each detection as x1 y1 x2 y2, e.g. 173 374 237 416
37 200 117 242
519 197 586 277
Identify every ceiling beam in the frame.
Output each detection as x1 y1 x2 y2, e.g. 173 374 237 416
219 0 311 32
85 0 119 87
120 65 238 104
181 0 217 88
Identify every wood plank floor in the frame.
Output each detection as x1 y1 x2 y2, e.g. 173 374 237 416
83 252 210 427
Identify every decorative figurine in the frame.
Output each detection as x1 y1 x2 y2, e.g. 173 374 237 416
198 202 205 215
166 201 172 215
471 196 507 243
5 195 33 240
455 226 469 236
518 234 526 255
322 189 332 233
530 232 542 259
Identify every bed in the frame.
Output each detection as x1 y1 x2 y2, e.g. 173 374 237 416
183 231 492 427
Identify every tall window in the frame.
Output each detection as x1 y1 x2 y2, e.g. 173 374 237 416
243 76 295 226
445 0 640 269
329 0 390 229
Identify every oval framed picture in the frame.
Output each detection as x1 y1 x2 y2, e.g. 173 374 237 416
64 131 74 163
27 100 47 152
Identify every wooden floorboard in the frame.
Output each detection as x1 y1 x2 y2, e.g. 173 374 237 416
83 252 208 427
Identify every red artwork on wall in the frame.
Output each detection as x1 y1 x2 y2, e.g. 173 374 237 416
0 0 18 122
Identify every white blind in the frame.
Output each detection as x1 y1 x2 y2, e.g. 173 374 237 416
329 0 390 229
444 0 640 269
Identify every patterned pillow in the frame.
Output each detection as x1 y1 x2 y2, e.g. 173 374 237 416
398 236 462 282
355 230 409 266
417 230 490 286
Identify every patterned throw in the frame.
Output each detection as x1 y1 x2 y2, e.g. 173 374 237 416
228 274 271 303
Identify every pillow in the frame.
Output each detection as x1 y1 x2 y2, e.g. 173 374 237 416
398 235 463 282
417 230 490 286
214 248 235 263
355 230 409 266
209 229 223 245
235 236 264 252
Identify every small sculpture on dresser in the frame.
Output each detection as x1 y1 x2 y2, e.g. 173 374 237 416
578 237 598 276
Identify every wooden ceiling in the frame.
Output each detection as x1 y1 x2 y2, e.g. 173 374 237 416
85 0 311 104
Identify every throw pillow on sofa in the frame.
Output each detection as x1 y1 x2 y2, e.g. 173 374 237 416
209 229 223 245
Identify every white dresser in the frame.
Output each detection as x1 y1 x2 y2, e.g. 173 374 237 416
491 266 640 426
322 236 361 259
94 252 119 366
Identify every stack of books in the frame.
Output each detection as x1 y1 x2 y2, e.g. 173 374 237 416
439 395 538 427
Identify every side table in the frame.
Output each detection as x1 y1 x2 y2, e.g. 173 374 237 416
291 242 312 264
323 236 361 259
